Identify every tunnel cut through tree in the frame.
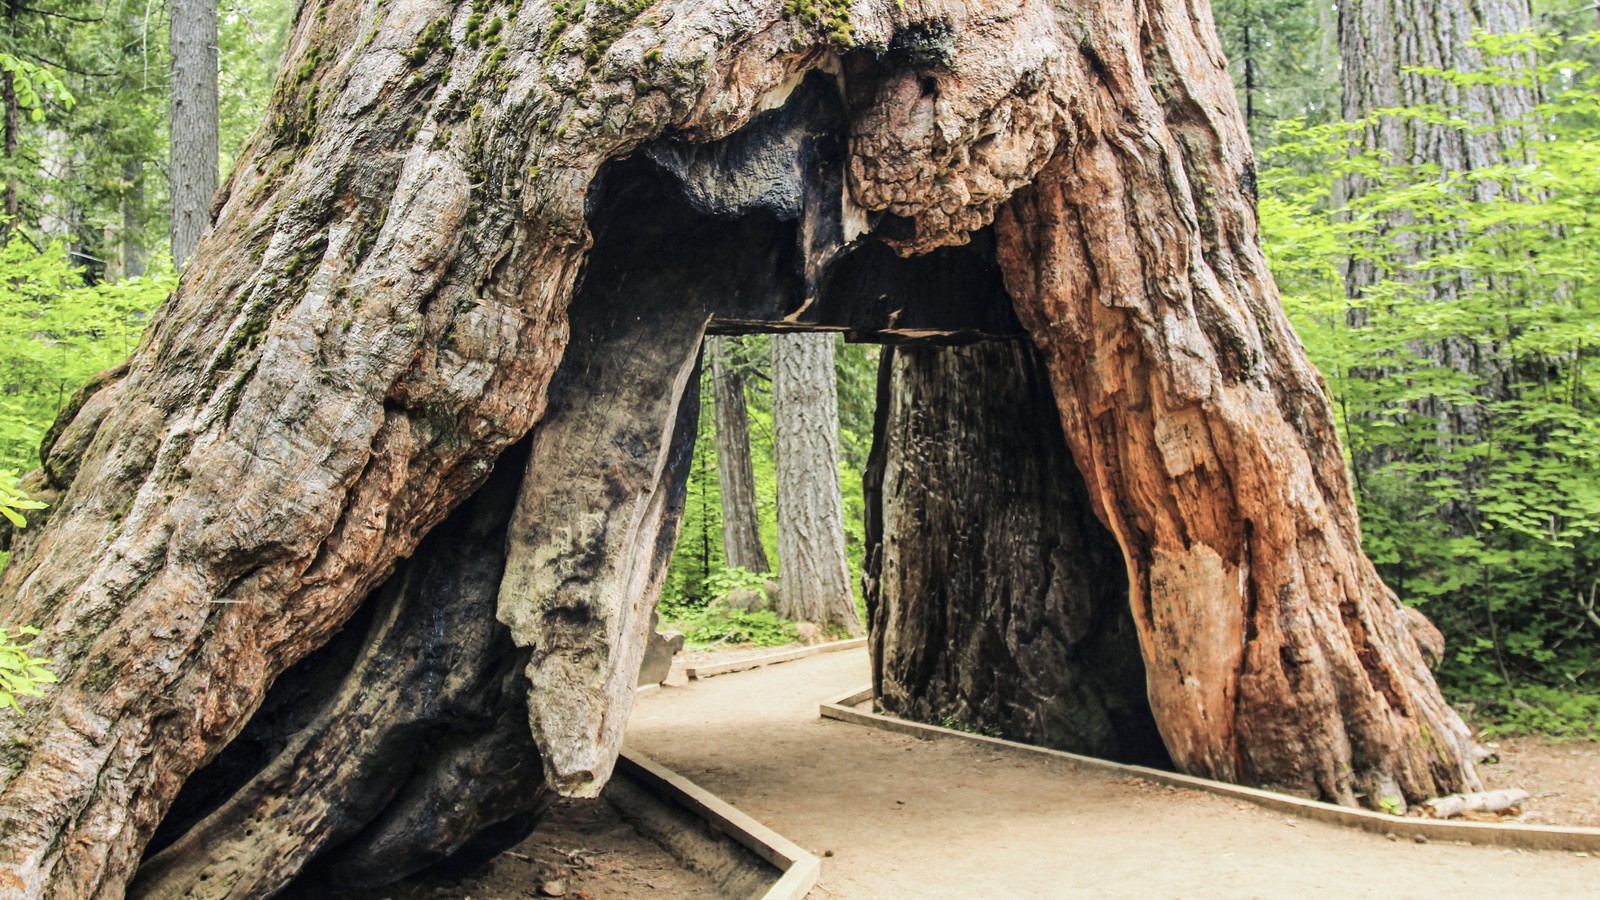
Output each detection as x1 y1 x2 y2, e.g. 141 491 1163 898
0 1 1483 896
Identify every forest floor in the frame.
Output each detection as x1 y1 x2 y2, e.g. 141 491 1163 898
387 645 1598 898
1480 735 1600 828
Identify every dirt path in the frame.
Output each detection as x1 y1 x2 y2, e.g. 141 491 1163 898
627 648 1597 899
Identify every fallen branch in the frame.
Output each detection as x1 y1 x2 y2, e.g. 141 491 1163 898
1421 789 1530 819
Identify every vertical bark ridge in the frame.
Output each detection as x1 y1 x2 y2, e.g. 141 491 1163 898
773 331 860 636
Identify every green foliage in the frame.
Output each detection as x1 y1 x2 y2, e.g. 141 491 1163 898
1467 684 1600 739
0 625 55 713
0 475 46 529
0 474 52 713
0 238 173 475
1259 31 1600 714
703 565 771 601
670 606 797 648
0 53 75 121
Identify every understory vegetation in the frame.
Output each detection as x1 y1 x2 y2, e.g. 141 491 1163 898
1260 31 1600 735
657 336 876 644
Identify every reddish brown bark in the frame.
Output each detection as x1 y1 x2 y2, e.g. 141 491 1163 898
0 0 1480 895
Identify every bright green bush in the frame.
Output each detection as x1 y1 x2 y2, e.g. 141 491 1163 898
669 606 798 648
1260 31 1600 723
0 237 172 474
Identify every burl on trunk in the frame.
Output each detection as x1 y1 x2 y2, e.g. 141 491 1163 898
0 0 1478 896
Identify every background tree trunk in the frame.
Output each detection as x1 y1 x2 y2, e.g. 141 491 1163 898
710 335 769 574
865 341 1169 766
2 0 19 238
169 0 217 267
773 331 860 636
122 160 145 279
1337 0 1537 497
0 1 1483 894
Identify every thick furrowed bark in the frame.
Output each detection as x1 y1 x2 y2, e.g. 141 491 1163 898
865 342 1168 766
128 442 546 898
993 11 1479 803
0 0 1481 894
773 332 860 636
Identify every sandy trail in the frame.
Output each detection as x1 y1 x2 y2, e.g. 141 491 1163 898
626 647 1597 899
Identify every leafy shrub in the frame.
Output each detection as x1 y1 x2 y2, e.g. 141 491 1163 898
0 625 55 713
0 237 173 474
1259 31 1600 704
1464 684 1600 739
669 606 797 648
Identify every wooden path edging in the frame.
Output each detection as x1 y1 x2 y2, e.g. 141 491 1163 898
618 749 822 900
685 638 867 680
819 686 1600 854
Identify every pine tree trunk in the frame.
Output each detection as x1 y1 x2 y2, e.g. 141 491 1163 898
865 341 1169 766
1337 0 1537 496
709 336 769 574
123 160 145 279
773 332 860 636
169 0 218 267
0 1 1483 894
2 0 18 238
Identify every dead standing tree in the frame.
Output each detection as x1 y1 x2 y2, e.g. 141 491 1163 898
0 0 1481 896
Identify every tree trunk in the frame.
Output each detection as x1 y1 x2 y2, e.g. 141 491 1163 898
122 160 145 279
129 439 551 898
2 0 18 239
773 332 860 636
0 1 1482 895
710 336 769 574
865 341 1169 767
169 0 218 267
1337 0 1537 499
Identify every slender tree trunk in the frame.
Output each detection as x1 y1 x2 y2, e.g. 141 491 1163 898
773 331 860 636
710 336 769 574
169 0 218 267
2 0 18 238
1242 19 1256 139
0 2 1484 895
123 160 145 278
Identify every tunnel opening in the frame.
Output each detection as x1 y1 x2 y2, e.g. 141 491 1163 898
142 71 1163 896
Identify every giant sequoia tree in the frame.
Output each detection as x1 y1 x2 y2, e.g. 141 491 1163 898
0 0 1484 895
